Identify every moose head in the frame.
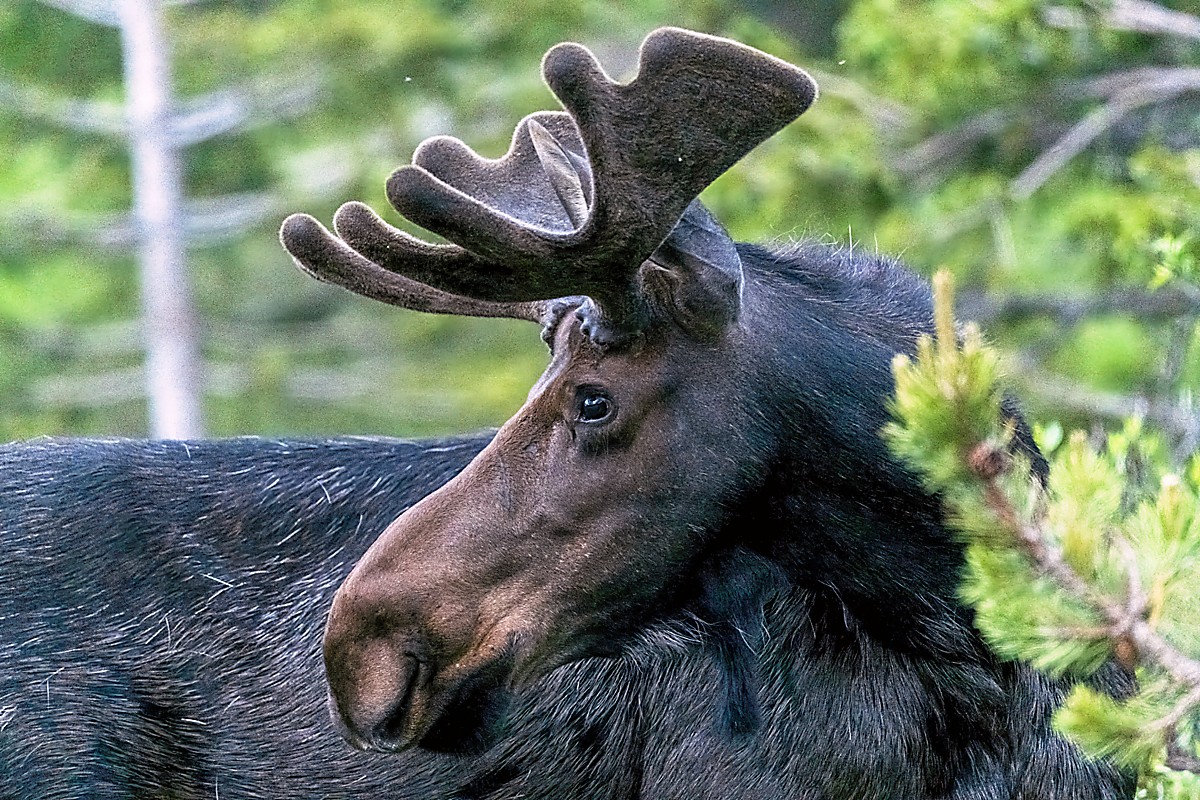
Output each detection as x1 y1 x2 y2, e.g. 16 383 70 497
281 27 818 754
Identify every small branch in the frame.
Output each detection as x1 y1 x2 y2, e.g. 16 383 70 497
1081 66 1191 99
1012 68 1200 198
31 368 146 406
1157 684 1200 736
1112 535 1146 669
957 290 1200 459
35 0 119 27
1045 1 1200 41
26 361 400 407
170 76 323 147
1157 316 1198 396
286 365 388 401
984 480 1124 616
182 192 282 244
1010 359 1200 450
894 109 1013 178
0 71 322 144
0 76 127 135
0 208 136 250
1165 737 1200 773
0 192 285 250
957 286 1200 327
803 68 912 133
1106 0 1200 42
31 362 251 407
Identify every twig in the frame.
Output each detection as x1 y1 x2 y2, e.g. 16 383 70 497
895 109 1013 178
1045 1 1200 41
1009 359 1200 453
1157 316 1198 396
803 68 912 133
1105 0 1200 42
957 286 1200 326
1166 738 1200 772
1156 684 1200 736
1012 68 1200 197
170 75 324 147
0 192 284 250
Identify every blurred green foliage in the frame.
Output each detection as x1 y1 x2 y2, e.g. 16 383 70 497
1 0 1198 441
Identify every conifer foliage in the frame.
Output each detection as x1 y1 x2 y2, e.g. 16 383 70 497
887 273 1200 797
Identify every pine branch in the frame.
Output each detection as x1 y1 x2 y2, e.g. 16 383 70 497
972 452 1200 722
890 272 1200 778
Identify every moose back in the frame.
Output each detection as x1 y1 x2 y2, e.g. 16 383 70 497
1 28 1131 799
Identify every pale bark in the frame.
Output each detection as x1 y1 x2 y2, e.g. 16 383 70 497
117 0 204 438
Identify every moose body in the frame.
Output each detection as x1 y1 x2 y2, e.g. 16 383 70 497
1 243 1131 799
1 26 1133 800
0 435 486 798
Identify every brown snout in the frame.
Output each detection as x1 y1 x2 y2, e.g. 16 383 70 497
323 611 432 752
321 471 524 753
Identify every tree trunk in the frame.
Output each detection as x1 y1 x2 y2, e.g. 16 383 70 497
117 0 204 439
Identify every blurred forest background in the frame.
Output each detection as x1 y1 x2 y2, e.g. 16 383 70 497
1 0 1198 445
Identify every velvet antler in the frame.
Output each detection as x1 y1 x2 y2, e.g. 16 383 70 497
281 27 817 340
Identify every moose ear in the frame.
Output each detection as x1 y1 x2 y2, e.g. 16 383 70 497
641 201 743 341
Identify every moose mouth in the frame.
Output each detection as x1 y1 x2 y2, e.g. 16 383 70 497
416 654 518 754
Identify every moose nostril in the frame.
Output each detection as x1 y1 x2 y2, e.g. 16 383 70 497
329 638 427 752
371 654 423 748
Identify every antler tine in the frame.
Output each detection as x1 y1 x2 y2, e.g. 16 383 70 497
544 28 816 217
542 27 816 265
410 111 589 234
335 27 816 342
334 111 596 303
279 210 545 322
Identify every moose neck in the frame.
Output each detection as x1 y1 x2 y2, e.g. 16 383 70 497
728 243 980 660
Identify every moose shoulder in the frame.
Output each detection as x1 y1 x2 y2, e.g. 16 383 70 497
0 27 1132 800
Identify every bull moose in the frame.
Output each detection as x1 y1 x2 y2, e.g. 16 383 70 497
0 27 1131 799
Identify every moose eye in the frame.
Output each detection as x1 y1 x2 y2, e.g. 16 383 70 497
576 390 614 424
